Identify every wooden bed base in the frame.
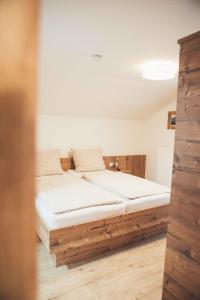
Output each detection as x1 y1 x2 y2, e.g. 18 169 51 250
37 204 169 267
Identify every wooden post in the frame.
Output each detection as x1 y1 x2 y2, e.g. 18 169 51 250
0 1 38 299
162 31 200 299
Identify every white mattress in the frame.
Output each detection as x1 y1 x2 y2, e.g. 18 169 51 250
38 178 122 214
36 200 125 230
76 170 170 212
124 193 170 213
36 172 170 230
36 173 125 229
81 170 170 199
36 193 169 229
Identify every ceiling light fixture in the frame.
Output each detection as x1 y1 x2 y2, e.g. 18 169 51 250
140 60 178 80
92 54 103 61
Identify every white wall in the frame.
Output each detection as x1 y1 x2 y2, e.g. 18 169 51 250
37 115 145 156
143 101 176 187
37 102 176 187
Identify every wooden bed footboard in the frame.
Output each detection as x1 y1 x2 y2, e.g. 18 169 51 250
37 205 169 267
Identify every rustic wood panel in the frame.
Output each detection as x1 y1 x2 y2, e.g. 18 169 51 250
177 96 200 121
174 140 200 175
178 32 200 72
37 205 169 266
0 1 38 299
178 69 200 99
60 157 75 171
55 226 165 267
162 31 200 300
61 155 146 178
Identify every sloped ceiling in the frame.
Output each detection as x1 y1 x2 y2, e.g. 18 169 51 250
38 0 200 120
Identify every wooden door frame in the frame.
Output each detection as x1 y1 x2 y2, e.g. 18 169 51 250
0 1 38 299
162 31 200 299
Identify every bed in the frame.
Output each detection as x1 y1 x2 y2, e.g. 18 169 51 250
36 149 170 266
78 170 170 212
36 173 127 261
37 172 169 267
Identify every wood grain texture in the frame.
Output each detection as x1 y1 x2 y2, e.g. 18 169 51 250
38 235 167 300
37 205 169 267
0 1 38 299
178 31 200 72
162 31 200 300
61 155 146 178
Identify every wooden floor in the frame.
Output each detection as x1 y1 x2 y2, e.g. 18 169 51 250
38 235 166 300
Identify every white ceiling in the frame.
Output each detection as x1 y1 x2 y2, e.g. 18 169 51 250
38 0 200 120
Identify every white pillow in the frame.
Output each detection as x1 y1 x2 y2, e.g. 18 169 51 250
72 148 105 172
36 150 63 177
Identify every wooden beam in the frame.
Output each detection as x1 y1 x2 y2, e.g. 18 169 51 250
162 31 200 300
0 1 38 299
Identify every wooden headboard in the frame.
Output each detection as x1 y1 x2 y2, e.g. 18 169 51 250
60 155 146 178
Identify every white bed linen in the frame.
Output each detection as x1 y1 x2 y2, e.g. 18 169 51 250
81 170 170 199
36 173 170 230
36 200 125 229
67 169 83 178
37 173 123 214
124 193 170 213
36 192 170 229
36 173 126 229
39 185 123 215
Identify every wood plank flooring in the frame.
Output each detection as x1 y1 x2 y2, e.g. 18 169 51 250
38 235 166 300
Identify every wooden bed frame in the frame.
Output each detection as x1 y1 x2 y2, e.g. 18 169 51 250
37 204 169 267
37 154 169 266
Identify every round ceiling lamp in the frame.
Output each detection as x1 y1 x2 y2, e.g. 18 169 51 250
140 60 178 80
92 54 103 61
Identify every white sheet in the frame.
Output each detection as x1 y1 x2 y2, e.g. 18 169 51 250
36 199 125 229
124 193 170 213
67 169 83 178
81 170 170 199
37 173 123 214
36 192 169 229
36 173 170 230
